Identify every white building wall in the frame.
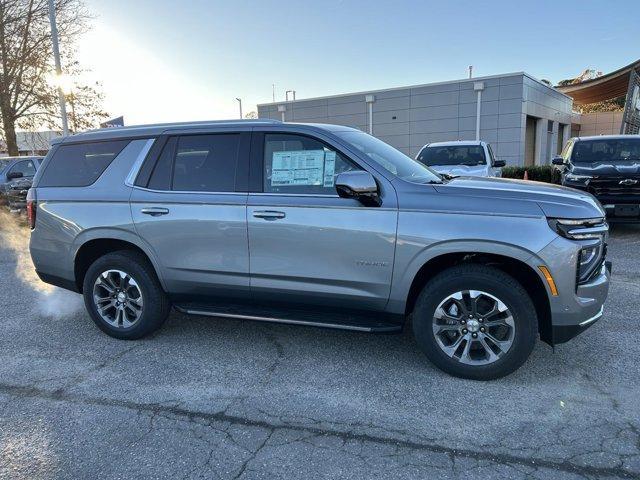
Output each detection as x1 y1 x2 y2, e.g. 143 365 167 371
258 73 573 167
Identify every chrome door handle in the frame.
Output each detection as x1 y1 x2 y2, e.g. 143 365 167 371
252 210 286 220
141 207 169 216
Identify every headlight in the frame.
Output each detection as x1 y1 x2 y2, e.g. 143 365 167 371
577 242 605 283
547 218 607 240
548 218 608 285
565 173 592 183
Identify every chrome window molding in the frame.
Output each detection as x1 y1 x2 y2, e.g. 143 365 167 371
132 186 246 196
124 139 156 187
248 192 339 198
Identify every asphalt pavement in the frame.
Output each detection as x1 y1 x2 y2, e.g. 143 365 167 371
0 213 639 479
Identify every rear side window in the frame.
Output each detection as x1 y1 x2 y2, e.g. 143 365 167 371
147 134 240 192
39 140 129 187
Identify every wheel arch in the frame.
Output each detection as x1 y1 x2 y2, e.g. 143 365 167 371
72 229 166 293
401 245 553 345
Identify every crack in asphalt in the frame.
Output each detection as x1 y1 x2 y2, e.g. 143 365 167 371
0 382 635 479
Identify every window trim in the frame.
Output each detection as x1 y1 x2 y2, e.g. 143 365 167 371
251 131 361 196
136 132 250 193
125 139 156 187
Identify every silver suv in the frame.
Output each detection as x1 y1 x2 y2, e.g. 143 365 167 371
28 120 611 380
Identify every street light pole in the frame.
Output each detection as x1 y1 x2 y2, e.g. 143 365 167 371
48 0 69 136
235 98 242 119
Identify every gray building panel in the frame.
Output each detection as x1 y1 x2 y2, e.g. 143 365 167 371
373 109 410 124
411 90 460 108
257 72 573 166
411 118 459 135
498 113 522 129
373 122 410 137
328 101 366 116
292 105 328 120
498 127 523 143
373 96 411 111
411 105 459 121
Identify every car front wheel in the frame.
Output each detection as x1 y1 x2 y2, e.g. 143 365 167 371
412 264 538 380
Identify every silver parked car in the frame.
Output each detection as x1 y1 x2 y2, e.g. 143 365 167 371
29 120 610 380
416 140 504 177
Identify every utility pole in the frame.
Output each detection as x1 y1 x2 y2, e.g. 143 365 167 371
48 0 69 136
272 84 275 102
468 65 473 79
235 98 242 119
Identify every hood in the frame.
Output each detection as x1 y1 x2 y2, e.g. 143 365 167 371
429 164 489 177
433 176 604 219
571 160 640 176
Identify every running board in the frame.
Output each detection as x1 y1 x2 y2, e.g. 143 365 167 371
173 303 402 333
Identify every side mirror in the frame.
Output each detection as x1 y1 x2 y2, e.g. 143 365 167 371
552 156 564 166
7 171 23 180
493 160 506 168
335 171 380 206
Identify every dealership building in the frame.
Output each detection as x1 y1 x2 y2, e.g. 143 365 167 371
258 72 573 166
258 60 640 167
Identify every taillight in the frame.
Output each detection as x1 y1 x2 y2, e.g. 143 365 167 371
26 188 37 229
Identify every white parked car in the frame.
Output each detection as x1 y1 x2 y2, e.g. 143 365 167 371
416 141 505 177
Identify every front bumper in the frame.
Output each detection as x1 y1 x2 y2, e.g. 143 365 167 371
551 261 611 343
536 236 611 345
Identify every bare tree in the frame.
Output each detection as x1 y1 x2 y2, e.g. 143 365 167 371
0 0 107 155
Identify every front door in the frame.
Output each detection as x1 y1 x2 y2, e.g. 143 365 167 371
131 132 250 301
247 131 398 310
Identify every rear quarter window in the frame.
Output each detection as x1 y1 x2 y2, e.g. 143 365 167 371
38 140 129 187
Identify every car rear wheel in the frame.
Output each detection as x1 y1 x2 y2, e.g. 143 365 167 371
82 250 170 339
412 264 538 380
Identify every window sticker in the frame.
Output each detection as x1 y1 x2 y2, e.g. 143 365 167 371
271 149 326 186
323 151 336 187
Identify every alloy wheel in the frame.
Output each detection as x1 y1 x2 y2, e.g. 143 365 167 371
93 269 144 328
432 290 515 365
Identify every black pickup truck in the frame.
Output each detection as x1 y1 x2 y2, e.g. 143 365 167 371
553 135 640 222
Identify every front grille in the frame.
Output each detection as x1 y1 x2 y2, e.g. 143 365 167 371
588 177 640 197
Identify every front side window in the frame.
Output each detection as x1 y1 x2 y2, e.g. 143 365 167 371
8 160 37 177
571 139 640 163
418 145 486 167
39 140 129 187
147 134 240 192
335 131 441 184
263 133 359 194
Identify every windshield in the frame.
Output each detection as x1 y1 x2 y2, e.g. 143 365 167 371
572 139 640 163
417 145 486 166
335 131 442 184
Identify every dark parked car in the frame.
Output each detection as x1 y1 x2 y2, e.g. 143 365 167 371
553 135 640 221
0 156 43 210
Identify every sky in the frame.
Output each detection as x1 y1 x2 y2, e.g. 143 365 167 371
76 0 638 125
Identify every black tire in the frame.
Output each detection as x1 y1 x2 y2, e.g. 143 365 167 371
82 250 170 340
412 264 538 380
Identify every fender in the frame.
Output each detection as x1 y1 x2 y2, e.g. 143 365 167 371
386 239 551 314
70 226 168 291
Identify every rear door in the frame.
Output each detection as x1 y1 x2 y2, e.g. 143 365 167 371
131 128 251 301
247 128 398 310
